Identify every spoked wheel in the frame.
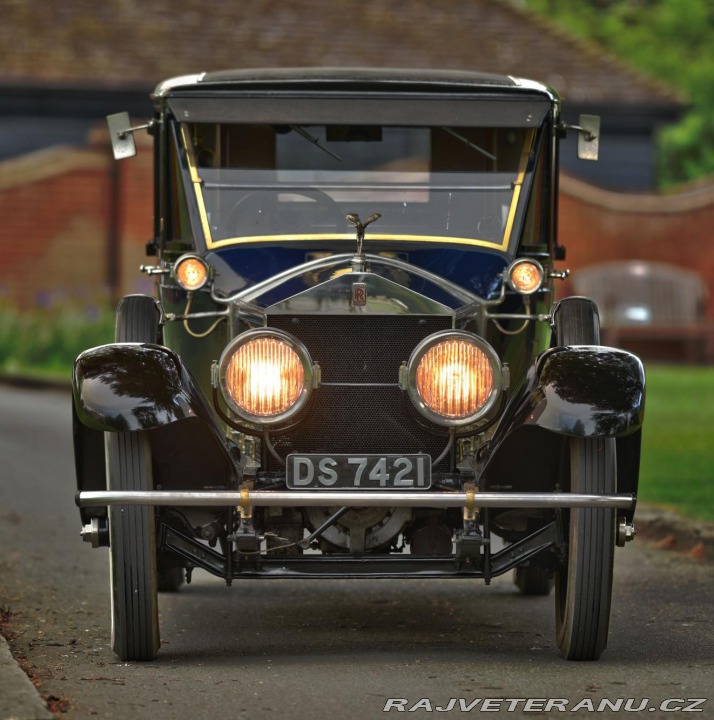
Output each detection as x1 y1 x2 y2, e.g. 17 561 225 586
107 431 160 661
552 296 615 660
555 437 616 660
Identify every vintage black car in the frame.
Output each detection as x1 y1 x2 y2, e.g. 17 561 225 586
73 69 644 662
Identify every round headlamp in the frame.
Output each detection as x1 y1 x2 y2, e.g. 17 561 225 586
174 254 210 291
405 331 502 427
218 329 313 425
506 259 544 295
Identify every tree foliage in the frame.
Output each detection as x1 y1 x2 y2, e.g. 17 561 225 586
523 0 714 187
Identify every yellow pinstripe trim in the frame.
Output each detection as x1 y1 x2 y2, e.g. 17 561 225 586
182 126 535 254
205 232 508 251
502 129 533 246
180 125 212 243
502 184 521 246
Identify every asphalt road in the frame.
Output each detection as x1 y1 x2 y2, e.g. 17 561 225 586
1 385 713 720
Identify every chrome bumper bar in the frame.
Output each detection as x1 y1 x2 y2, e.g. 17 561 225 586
77 490 635 510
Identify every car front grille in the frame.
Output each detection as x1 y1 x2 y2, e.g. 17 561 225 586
267 314 452 469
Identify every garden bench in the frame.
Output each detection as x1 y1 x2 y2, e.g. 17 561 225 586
571 260 713 363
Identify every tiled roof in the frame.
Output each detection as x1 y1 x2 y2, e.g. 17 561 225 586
0 0 684 107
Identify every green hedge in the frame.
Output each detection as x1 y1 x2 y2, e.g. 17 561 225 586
0 302 114 379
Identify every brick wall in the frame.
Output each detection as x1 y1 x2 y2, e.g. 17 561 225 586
558 175 714 321
0 131 153 310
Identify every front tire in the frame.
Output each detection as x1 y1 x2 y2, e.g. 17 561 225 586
107 431 160 661
115 294 161 344
555 437 616 660
115 296 184 593
553 297 615 660
553 296 600 345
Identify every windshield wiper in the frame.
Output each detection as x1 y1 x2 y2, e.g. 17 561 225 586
442 127 496 162
290 126 343 162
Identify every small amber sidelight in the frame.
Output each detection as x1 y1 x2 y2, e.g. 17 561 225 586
225 338 304 417
176 258 208 290
509 261 542 294
416 340 493 418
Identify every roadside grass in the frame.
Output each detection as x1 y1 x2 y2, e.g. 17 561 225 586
0 303 711 524
639 364 714 523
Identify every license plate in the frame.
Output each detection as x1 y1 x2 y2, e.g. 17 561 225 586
286 453 432 489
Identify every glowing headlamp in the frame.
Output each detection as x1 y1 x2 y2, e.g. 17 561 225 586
404 331 502 427
218 329 314 425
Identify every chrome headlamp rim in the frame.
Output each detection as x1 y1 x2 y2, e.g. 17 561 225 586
405 330 503 428
218 328 313 426
505 258 545 295
172 253 211 291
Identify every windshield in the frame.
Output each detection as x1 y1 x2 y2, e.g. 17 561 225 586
179 123 535 252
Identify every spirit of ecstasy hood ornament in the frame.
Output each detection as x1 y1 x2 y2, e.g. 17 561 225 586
346 212 381 272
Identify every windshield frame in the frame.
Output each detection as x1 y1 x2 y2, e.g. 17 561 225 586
166 92 553 258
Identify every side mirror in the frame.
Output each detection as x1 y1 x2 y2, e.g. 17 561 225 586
107 113 154 160
107 112 137 160
576 114 600 161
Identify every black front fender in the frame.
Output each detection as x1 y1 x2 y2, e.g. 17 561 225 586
510 345 645 438
479 346 645 517
72 342 213 432
72 343 236 524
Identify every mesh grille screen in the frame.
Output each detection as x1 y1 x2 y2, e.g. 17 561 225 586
267 314 452 468
269 315 450 383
